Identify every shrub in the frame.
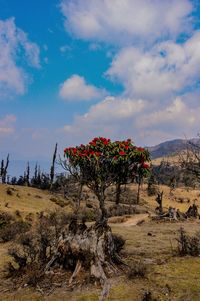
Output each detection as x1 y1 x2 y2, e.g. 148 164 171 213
0 221 31 242
142 292 158 301
177 227 200 256
6 187 13 195
112 234 125 253
128 261 147 279
0 211 13 229
107 204 136 217
49 196 66 207
6 210 72 277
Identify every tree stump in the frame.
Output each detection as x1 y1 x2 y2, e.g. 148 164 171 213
44 218 125 299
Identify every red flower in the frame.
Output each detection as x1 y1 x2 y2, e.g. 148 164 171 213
137 147 145 152
141 162 149 169
119 151 126 156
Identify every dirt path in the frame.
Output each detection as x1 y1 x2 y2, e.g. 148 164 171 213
122 213 150 226
108 213 150 227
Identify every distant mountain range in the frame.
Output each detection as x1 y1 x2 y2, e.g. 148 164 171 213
148 138 200 159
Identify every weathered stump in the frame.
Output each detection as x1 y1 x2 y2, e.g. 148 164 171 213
44 218 125 299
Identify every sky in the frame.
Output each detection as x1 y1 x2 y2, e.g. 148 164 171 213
0 0 200 164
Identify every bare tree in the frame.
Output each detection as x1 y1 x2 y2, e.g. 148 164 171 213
1 154 9 184
50 143 58 189
179 136 200 181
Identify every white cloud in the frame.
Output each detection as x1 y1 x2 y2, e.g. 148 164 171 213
82 96 146 122
0 18 40 97
107 31 200 99
60 0 193 45
62 96 146 141
60 95 200 146
136 97 200 131
0 114 16 136
59 74 105 101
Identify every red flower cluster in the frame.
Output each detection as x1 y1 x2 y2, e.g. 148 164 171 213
64 137 149 166
88 137 111 146
137 147 145 152
141 162 149 169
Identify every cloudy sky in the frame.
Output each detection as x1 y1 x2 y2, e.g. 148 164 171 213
0 0 200 162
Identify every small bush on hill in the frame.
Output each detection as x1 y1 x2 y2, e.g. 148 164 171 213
177 227 200 256
0 211 13 229
5 210 72 280
6 187 13 196
0 220 30 242
142 292 158 301
128 261 147 279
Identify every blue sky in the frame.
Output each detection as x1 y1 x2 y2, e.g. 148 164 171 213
0 0 200 164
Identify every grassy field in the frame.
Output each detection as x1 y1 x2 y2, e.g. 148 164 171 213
0 184 73 216
0 183 200 300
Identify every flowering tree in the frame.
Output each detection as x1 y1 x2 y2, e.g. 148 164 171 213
64 137 150 219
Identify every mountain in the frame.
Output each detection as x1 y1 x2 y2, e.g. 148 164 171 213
148 138 200 159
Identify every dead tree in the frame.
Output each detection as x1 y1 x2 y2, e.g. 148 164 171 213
50 143 58 190
179 136 200 181
1 154 9 184
25 162 30 186
155 191 163 215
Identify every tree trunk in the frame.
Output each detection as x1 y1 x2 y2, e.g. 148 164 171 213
97 187 107 221
115 183 121 205
76 183 83 212
136 176 141 204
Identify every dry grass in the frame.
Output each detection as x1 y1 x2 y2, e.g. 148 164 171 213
0 184 73 217
0 183 200 300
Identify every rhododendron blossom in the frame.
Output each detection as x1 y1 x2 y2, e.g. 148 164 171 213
63 137 151 218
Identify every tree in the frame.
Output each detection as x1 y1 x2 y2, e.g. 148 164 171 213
0 154 9 184
25 162 30 186
63 137 150 219
179 136 200 182
50 143 58 190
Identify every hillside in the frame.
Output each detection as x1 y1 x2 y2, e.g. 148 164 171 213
0 184 72 216
0 183 200 300
148 138 200 159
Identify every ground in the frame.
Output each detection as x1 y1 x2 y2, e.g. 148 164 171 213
0 183 200 300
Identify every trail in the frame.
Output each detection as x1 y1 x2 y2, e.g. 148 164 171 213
108 213 150 227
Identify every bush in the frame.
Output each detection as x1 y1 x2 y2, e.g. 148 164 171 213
107 204 136 217
0 221 31 242
177 227 200 256
112 234 125 253
0 211 13 229
77 208 99 222
142 292 158 301
5 210 72 278
49 196 67 207
128 261 147 279
6 187 13 196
